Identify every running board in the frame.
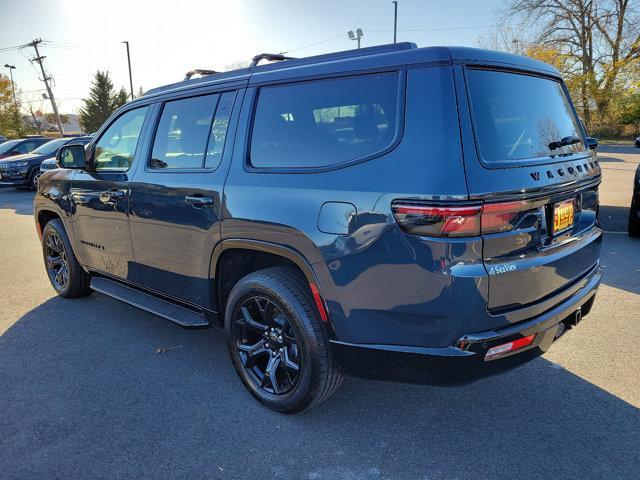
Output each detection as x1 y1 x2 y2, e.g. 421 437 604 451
90 277 209 327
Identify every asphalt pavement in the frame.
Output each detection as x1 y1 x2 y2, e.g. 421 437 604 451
1 145 639 479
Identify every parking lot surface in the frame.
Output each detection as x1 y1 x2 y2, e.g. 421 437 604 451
1 145 639 479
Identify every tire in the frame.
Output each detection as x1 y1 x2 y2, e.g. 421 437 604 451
42 218 92 298
629 201 640 237
31 170 42 190
225 267 342 413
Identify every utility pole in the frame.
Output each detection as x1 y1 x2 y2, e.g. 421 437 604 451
348 28 364 49
3 64 16 103
27 39 64 135
392 1 398 43
122 41 134 100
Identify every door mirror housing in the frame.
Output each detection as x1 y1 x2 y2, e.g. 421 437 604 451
585 137 598 150
57 144 87 169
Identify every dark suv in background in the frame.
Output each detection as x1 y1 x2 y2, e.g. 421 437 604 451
34 43 602 412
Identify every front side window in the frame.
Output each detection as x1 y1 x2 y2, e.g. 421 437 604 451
94 106 148 171
250 72 400 169
466 69 585 163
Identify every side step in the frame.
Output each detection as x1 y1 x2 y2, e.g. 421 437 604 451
90 277 209 327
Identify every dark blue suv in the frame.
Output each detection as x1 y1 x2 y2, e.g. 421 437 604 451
34 43 602 412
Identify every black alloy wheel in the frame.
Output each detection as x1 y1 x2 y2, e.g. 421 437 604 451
41 219 92 298
225 267 342 413
232 296 301 395
45 230 69 291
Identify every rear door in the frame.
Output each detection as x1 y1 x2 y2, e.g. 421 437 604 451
457 66 602 313
70 106 150 279
128 90 240 307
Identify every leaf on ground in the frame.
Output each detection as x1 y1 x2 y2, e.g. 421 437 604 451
154 345 182 354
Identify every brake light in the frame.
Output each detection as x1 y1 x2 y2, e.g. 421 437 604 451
481 200 531 234
391 204 481 237
485 334 536 359
392 200 535 237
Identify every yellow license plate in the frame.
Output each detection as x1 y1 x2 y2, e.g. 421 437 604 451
553 200 574 234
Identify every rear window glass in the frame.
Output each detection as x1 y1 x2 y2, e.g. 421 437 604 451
250 72 400 169
467 69 585 163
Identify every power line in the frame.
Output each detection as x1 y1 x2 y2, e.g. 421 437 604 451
280 34 346 54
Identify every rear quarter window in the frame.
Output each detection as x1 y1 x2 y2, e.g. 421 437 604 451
249 72 401 169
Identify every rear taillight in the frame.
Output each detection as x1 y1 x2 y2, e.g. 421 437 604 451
392 200 536 237
391 204 482 237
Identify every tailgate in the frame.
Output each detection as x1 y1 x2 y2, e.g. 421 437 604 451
460 66 603 312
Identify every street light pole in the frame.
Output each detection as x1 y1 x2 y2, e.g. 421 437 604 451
122 41 134 100
392 1 398 44
3 64 16 103
348 29 364 49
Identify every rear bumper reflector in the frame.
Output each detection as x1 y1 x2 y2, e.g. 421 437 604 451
485 334 536 359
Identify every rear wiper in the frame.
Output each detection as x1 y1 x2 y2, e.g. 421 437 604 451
548 135 582 151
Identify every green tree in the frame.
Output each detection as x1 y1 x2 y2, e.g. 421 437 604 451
0 74 25 137
79 71 130 133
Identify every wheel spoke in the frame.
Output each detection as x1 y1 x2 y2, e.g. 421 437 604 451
46 236 61 254
47 255 63 268
263 354 282 394
282 348 299 372
238 306 269 333
237 339 268 368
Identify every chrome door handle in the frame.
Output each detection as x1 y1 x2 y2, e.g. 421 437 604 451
185 195 214 206
100 189 125 203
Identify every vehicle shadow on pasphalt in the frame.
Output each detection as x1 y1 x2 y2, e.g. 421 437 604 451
1 294 638 479
0 188 35 216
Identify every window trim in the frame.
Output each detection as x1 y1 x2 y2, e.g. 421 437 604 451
463 65 590 170
90 105 150 173
245 69 406 174
144 90 237 174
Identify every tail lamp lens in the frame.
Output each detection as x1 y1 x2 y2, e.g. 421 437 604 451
391 204 481 237
392 200 535 237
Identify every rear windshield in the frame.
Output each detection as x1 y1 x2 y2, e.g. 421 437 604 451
467 69 585 163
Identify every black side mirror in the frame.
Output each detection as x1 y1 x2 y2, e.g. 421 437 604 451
56 144 87 169
585 137 598 150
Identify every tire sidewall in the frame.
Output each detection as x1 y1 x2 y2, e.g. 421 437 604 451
42 220 73 296
225 275 322 412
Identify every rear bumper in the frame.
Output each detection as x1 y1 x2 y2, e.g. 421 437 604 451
331 265 600 384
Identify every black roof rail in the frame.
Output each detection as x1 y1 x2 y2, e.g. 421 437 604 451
249 53 296 67
183 69 219 81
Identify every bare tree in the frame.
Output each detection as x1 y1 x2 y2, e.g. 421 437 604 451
494 0 640 129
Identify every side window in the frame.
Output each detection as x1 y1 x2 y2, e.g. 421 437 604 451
14 143 29 154
250 72 400 169
150 94 215 169
94 106 149 171
204 91 235 169
23 141 39 152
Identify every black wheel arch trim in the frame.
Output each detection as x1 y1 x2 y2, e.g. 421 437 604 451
210 238 331 324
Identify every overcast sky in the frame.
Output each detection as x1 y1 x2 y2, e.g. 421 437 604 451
0 0 500 114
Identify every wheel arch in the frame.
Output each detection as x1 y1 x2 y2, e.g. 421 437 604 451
210 239 330 327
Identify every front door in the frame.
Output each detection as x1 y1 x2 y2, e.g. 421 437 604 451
129 91 239 307
71 106 150 280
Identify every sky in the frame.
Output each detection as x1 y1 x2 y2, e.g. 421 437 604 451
0 0 501 114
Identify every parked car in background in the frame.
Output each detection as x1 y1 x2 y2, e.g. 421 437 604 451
39 136 93 178
0 137 49 160
629 145 640 236
0 137 86 189
35 44 602 412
